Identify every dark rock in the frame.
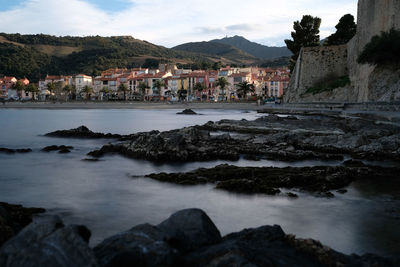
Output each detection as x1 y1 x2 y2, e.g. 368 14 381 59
0 148 32 154
94 223 177 267
177 109 197 115
0 216 98 267
343 159 366 167
158 209 222 253
287 192 299 198
58 148 71 154
45 125 122 139
82 158 100 162
0 202 45 247
336 189 348 194
41 145 73 152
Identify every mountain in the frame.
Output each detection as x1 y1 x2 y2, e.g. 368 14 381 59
172 41 255 63
0 33 235 82
211 35 291 59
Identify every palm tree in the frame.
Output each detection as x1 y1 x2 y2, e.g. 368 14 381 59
100 87 110 101
25 83 39 101
81 85 93 101
46 82 55 100
215 77 230 101
152 80 164 96
236 81 255 100
194 82 206 101
138 82 149 100
13 80 25 99
62 84 74 101
118 83 128 100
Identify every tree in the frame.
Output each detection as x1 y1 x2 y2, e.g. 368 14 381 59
100 86 110 100
81 85 93 101
285 15 321 72
194 82 206 101
215 77 230 101
46 82 55 100
118 83 129 100
326 14 357 46
25 83 39 100
152 80 164 96
236 81 255 99
62 84 74 101
137 82 149 99
13 80 25 98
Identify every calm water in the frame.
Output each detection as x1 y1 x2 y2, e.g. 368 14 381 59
0 109 399 257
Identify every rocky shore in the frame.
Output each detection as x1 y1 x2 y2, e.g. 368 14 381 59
146 163 400 197
0 206 396 267
75 113 400 162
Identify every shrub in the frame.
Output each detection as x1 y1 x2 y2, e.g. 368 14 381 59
357 29 400 66
304 76 350 95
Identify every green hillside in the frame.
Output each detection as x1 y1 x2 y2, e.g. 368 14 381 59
0 33 217 81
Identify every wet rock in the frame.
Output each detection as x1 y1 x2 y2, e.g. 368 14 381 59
82 158 100 162
41 145 73 152
287 192 299 198
336 189 348 194
45 126 122 139
0 202 45 247
146 164 400 197
94 223 177 267
0 216 98 267
0 148 32 154
177 109 197 115
158 209 222 253
58 148 71 154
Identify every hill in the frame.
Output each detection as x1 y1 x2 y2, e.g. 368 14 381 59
0 33 231 82
211 35 291 59
172 41 255 64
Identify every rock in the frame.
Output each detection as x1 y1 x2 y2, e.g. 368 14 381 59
0 148 32 154
82 158 100 162
158 209 222 253
177 109 197 115
0 202 45 247
45 126 122 139
182 225 324 267
287 192 299 198
336 189 348 194
58 148 71 154
147 164 400 197
94 223 177 267
41 145 73 152
0 216 98 267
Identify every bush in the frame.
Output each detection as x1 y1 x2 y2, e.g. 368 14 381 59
358 29 400 66
304 76 350 95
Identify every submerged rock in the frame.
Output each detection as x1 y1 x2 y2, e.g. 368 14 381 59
0 148 32 154
146 164 400 197
45 126 122 139
41 145 73 152
177 109 197 115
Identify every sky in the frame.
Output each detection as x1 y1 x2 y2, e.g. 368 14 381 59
0 0 358 48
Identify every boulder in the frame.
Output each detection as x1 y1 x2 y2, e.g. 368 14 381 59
0 216 98 267
177 109 197 115
94 223 177 267
157 209 222 253
0 148 32 154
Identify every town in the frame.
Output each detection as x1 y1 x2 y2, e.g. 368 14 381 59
0 65 289 102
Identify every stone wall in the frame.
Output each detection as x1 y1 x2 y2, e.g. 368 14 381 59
285 45 348 103
285 0 400 104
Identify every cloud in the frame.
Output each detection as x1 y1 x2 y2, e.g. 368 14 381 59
0 0 358 47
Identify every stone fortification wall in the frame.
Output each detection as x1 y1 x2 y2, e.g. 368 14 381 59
286 0 400 104
348 0 400 102
285 45 348 103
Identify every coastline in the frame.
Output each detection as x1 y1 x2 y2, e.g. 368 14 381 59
0 101 263 110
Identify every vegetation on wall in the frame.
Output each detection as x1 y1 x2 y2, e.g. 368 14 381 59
357 29 400 67
304 76 350 95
